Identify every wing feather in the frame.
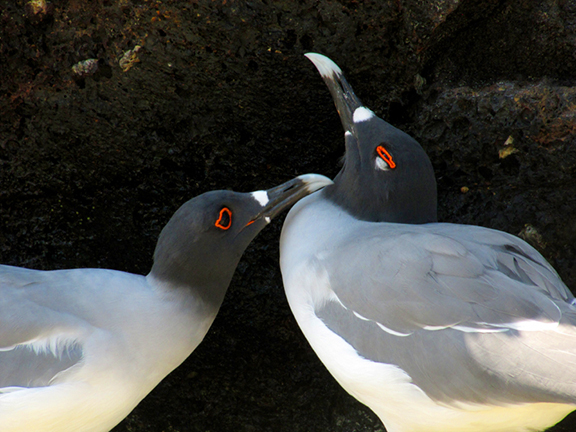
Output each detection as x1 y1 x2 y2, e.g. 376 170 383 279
315 223 576 404
0 265 85 390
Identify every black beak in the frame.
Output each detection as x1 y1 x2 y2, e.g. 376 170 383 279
305 53 363 136
245 174 333 228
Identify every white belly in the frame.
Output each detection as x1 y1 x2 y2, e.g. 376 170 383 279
0 375 141 432
279 195 575 432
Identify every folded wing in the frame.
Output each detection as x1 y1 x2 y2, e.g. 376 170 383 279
0 265 85 391
316 223 576 405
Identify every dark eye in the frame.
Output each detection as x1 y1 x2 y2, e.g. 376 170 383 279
215 207 232 230
376 145 396 170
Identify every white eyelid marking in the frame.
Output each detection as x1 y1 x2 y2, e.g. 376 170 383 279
264 216 271 224
251 191 269 207
345 131 353 137
353 107 374 123
375 157 390 171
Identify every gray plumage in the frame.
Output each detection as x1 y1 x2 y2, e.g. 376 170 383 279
0 173 332 432
314 216 576 405
280 53 576 432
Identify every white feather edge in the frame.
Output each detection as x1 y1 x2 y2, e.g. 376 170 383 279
0 334 81 358
329 290 561 337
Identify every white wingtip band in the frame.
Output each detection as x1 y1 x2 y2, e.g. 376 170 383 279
376 322 413 337
304 53 342 78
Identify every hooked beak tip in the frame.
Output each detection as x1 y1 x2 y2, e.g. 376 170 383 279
296 173 333 193
304 53 343 79
304 53 362 134
244 174 332 230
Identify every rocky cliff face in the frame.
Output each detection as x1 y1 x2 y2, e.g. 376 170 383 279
1 0 575 430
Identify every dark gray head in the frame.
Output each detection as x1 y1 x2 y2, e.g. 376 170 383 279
150 174 332 308
305 53 437 224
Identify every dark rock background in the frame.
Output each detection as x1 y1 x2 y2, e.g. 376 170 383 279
1 0 576 430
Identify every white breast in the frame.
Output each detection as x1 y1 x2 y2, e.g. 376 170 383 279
279 193 575 432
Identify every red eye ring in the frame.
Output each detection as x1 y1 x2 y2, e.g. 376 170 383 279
376 145 396 169
215 207 232 230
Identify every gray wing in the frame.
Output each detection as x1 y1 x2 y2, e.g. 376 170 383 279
0 265 84 389
316 223 576 405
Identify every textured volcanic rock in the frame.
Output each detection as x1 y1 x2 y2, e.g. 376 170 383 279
1 0 576 431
